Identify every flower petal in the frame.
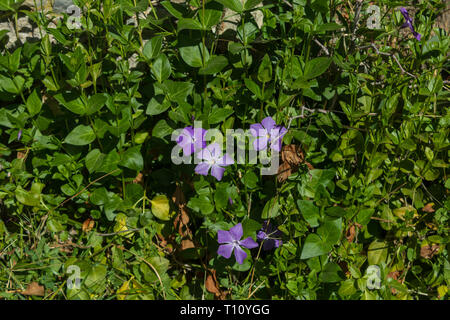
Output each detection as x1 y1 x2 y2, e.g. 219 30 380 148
253 136 268 151
233 246 247 265
218 154 234 166
217 230 233 244
250 123 265 137
261 117 276 131
240 237 258 249
195 162 211 176
217 244 234 259
229 223 243 241
211 165 225 181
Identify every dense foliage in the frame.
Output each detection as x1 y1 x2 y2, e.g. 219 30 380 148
0 0 449 300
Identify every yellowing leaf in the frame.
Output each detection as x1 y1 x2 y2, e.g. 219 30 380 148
393 205 418 220
151 195 171 221
114 213 133 238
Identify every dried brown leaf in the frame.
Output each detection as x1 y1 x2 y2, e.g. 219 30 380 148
21 282 45 296
420 244 440 259
422 203 435 213
82 218 95 233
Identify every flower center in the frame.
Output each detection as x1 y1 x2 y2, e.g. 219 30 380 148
231 240 240 247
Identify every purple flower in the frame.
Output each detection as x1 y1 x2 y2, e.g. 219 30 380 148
17 130 22 141
250 117 287 152
257 220 283 251
195 143 234 181
400 7 421 41
228 197 233 205
176 126 207 156
217 223 258 264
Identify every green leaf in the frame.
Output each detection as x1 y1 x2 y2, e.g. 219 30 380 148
177 18 204 32
151 53 171 83
208 108 234 124
179 42 210 68
317 217 342 246
300 234 331 259
85 149 105 173
86 93 107 115
187 196 215 215
319 262 344 283
216 0 243 12
162 80 194 103
120 146 144 171
367 240 389 265
146 96 170 116
261 197 280 219
257 54 272 83
297 200 320 227
65 125 96 146
200 1 223 28
304 57 332 80
54 92 86 115
199 55 228 75
26 89 43 116
152 119 172 139
15 182 44 207
143 36 163 60
244 0 263 11
244 78 261 98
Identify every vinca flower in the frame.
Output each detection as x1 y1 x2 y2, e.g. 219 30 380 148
17 130 22 141
217 223 258 264
257 220 283 251
176 126 207 156
400 7 421 41
250 117 287 152
195 143 234 181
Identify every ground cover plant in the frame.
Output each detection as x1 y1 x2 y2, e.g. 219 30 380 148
0 0 449 300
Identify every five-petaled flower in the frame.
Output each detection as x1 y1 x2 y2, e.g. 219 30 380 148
400 7 421 41
250 117 287 152
217 223 258 264
176 126 207 156
195 143 234 181
257 220 283 251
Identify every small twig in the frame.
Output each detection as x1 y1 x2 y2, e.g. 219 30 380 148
359 44 417 78
96 228 141 237
313 38 330 56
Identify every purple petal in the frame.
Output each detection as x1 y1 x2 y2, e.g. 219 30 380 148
218 154 234 166
253 136 268 151
240 237 258 249
195 162 211 176
414 32 421 41
274 239 282 248
211 164 225 181
233 246 247 264
217 230 233 244
17 130 22 141
261 117 276 131
257 230 267 241
249 123 265 137
217 244 234 259
229 223 243 241
193 128 207 151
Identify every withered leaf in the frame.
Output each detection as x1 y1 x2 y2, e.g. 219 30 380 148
205 269 228 300
21 282 45 296
422 203 435 213
420 244 440 259
82 218 95 233
346 224 356 243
